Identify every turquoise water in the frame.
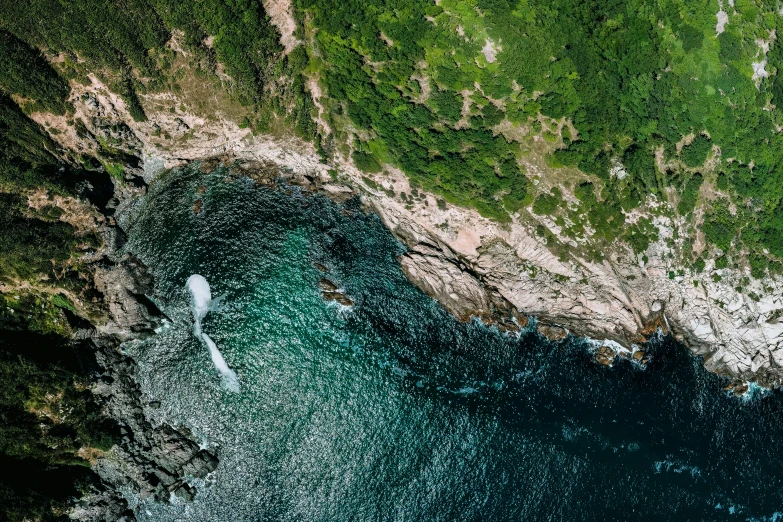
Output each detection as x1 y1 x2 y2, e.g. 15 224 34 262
122 165 783 521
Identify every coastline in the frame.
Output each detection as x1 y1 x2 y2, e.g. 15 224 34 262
23 52 783 427
54 66 783 385
43 145 773 518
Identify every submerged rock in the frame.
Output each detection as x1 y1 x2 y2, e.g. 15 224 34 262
594 345 616 366
538 324 568 342
318 278 354 306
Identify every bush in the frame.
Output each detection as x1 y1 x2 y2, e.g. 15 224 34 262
0 31 70 115
352 151 382 173
677 172 703 215
532 188 562 215
681 136 712 167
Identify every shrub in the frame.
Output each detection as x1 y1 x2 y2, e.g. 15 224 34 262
532 188 562 215
352 151 382 173
681 136 712 167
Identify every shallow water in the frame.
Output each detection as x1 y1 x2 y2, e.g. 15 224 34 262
121 165 783 521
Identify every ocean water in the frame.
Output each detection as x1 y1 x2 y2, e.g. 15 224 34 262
121 164 783 521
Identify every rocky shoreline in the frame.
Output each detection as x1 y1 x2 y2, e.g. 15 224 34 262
48 143 778 519
51 169 220 521
23 63 783 520
244 151 783 389
357 177 783 388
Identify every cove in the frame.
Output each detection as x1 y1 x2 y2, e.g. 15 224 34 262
119 164 783 521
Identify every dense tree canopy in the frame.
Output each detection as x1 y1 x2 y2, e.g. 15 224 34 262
295 0 783 272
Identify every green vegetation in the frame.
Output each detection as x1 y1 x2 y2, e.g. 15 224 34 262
295 0 531 220
0 306 118 521
294 0 783 275
680 136 712 168
0 0 314 140
0 31 70 115
532 188 562 216
0 95 68 192
103 162 125 180
677 172 704 215
0 193 87 282
353 151 382 173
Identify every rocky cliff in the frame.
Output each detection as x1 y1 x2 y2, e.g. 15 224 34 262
26 16 783 410
54 179 221 521
37 70 783 391
354 167 783 386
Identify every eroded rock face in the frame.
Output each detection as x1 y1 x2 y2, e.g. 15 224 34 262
92 254 163 339
538 324 568 342
73 300 219 521
73 331 219 521
28 42 783 388
70 175 219 522
355 168 783 387
594 346 616 366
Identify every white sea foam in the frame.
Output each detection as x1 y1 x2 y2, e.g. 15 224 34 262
187 274 239 392
586 338 634 356
202 333 240 392
187 274 212 322
740 381 770 402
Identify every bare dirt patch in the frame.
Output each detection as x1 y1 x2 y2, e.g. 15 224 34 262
481 38 499 63
262 0 300 54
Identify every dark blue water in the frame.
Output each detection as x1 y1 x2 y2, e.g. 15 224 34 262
121 164 783 521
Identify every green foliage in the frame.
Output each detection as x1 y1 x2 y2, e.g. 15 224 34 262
114 71 147 122
103 162 125 180
498 160 529 212
0 0 289 126
718 31 743 63
716 170 729 191
352 151 382 173
0 95 69 192
677 172 703 215
624 217 659 255
0 193 78 281
430 89 463 123
292 0 783 262
574 181 625 241
150 0 283 105
680 136 712 168
50 294 77 314
703 206 736 253
532 187 562 215
0 323 118 522
679 25 703 52
0 31 70 115
749 253 768 279
294 0 538 219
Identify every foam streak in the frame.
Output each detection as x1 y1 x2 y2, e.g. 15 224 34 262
187 274 239 391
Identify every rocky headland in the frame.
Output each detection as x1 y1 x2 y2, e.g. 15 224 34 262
34 57 783 391
36 172 221 521
11 24 783 518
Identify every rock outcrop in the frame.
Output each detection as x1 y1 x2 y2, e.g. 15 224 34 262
67 173 219 521
353 166 783 387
